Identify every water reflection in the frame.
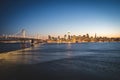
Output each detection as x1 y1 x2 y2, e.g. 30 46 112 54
0 43 120 65
0 43 70 64
0 44 41 64
67 43 71 49
66 43 72 58
0 43 120 80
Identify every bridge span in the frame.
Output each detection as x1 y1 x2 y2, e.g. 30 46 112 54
0 29 46 47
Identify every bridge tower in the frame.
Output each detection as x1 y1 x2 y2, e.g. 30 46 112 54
21 29 26 38
36 34 40 39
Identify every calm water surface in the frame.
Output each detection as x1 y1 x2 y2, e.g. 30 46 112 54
0 42 120 80
0 43 30 53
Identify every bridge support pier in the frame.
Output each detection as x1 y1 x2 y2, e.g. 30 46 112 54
20 39 27 49
31 39 34 46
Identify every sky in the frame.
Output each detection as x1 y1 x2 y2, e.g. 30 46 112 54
0 0 120 38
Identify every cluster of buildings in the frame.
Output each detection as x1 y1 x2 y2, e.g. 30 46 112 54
47 33 120 43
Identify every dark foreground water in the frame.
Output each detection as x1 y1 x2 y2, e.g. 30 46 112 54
0 42 120 80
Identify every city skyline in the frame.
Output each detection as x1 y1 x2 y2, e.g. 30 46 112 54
0 0 120 37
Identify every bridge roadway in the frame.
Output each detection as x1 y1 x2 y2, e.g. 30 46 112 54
0 36 44 43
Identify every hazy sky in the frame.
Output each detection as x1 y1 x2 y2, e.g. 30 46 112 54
0 0 120 37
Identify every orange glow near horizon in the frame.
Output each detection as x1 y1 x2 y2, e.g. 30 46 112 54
40 33 120 39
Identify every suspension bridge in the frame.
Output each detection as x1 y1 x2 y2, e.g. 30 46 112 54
0 29 44 44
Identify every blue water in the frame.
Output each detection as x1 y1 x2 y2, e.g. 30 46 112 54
0 42 120 80
0 43 30 53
